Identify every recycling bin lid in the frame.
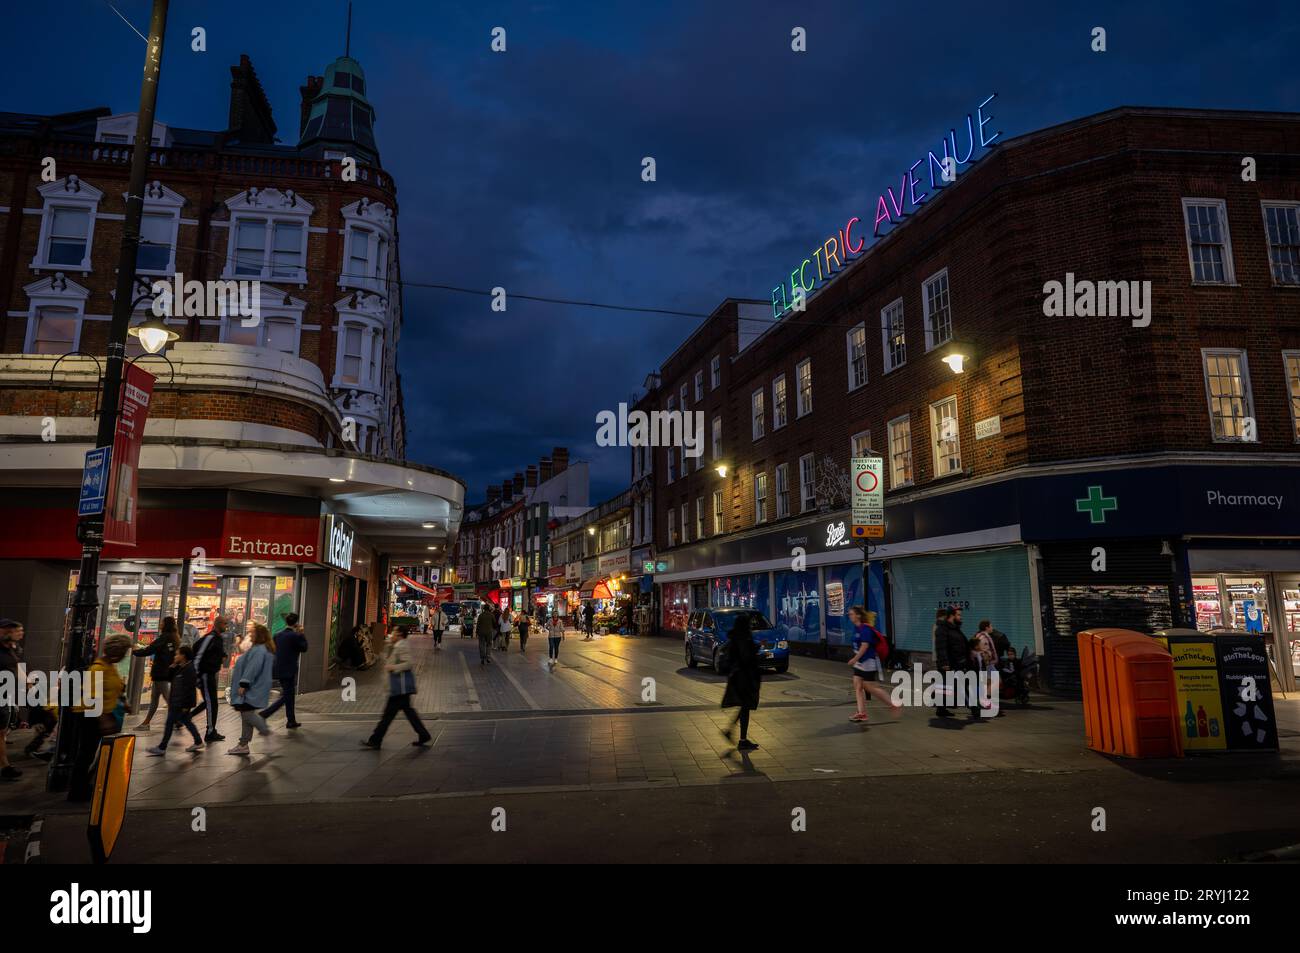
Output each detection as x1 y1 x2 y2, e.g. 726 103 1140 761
1152 628 1207 638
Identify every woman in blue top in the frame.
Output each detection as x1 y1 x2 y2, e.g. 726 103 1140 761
847 606 901 724
227 622 275 757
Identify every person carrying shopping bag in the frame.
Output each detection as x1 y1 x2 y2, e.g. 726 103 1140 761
362 628 431 748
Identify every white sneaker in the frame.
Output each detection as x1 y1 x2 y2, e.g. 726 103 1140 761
227 744 250 756
146 745 166 756
185 743 204 753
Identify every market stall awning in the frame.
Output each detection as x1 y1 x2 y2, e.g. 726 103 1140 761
579 576 613 599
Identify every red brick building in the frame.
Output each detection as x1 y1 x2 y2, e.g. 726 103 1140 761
0 52 464 697
646 106 1300 690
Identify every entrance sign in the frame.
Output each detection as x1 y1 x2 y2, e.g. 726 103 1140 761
103 363 155 546
78 447 112 517
851 456 884 539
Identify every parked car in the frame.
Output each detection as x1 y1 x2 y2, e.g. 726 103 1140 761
684 608 789 674
441 602 463 624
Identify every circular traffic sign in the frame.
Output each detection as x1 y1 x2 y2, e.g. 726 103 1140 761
855 469 878 493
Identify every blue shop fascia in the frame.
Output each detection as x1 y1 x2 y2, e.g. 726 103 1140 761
652 459 1300 691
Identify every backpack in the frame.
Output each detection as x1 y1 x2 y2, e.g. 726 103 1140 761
868 625 890 661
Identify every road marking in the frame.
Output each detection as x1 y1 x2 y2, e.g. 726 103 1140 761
498 658 543 710
457 652 481 709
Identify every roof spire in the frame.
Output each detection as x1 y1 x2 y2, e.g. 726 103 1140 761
345 1 352 58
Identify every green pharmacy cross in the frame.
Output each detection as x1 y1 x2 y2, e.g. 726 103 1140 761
1075 485 1118 524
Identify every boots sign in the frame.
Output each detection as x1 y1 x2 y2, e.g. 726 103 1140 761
323 514 356 571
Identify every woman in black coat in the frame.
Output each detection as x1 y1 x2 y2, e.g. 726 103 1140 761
132 616 179 731
721 614 761 751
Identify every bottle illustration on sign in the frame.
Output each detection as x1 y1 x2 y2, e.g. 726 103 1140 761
1196 705 1208 738
1184 701 1197 738
1209 717 1220 737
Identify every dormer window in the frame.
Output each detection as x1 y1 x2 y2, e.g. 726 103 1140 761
32 178 102 273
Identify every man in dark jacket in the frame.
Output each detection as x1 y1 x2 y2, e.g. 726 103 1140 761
260 613 307 728
933 607 979 721
721 614 761 751
189 616 228 742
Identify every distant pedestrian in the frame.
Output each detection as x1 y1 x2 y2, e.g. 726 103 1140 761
546 614 564 667
132 616 179 732
978 619 1013 661
498 611 513 651
721 614 761 751
431 604 448 650
362 628 431 749
517 611 530 653
0 619 25 781
260 613 307 728
146 644 204 756
227 623 275 756
190 615 229 742
847 607 901 723
476 604 496 666
583 602 595 640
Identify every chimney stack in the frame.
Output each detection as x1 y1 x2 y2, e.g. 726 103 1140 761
526 465 538 488
486 486 501 504
500 481 513 502
539 456 553 482
298 74 323 138
552 447 569 474
513 472 525 496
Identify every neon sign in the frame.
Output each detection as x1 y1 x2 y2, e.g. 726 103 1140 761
771 93 1001 319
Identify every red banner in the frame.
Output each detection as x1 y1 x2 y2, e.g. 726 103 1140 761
103 363 155 546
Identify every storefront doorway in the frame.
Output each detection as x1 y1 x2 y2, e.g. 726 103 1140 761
1193 571 1300 678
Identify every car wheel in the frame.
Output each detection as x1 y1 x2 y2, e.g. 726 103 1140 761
685 642 698 668
713 647 729 675
774 661 789 674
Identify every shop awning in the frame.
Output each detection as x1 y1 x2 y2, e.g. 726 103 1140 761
579 576 613 599
396 573 438 596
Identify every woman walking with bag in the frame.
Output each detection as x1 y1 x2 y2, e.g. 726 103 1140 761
227 623 275 757
546 614 564 667
847 606 902 723
362 628 431 748
721 614 761 751
132 616 179 731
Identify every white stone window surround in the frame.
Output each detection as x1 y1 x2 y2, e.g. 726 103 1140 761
215 285 307 356
129 180 186 276
221 187 314 285
332 292 387 393
339 198 395 296
22 273 90 354
31 177 103 274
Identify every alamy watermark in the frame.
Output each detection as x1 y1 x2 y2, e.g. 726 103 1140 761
1042 272 1151 327
888 664 1000 717
150 272 260 326
595 402 705 457
0 666 104 715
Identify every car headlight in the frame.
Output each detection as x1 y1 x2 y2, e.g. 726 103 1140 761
777 640 788 649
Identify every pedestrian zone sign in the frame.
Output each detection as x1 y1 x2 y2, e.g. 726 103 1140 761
851 456 884 539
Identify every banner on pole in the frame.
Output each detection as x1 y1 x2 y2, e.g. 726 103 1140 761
103 363 155 546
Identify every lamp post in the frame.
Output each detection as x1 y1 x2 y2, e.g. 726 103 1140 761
48 0 170 797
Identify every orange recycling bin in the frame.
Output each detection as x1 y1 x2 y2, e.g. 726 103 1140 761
1076 628 1182 758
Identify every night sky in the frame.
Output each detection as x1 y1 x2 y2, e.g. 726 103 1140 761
7 1 1297 502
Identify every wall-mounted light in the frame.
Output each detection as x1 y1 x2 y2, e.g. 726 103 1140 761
940 340 974 374
715 464 728 478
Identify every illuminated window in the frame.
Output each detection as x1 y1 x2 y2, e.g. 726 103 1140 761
712 489 724 535
881 298 906 373
1182 199 1234 284
28 307 78 354
851 430 872 460
772 374 787 429
712 416 722 460
751 388 765 440
754 471 769 524
799 453 816 512
796 358 812 417
930 396 961 475
888 415 913 489
695 497 704 539
1201 348 1253 441
846 323 867 390
923 269 952 350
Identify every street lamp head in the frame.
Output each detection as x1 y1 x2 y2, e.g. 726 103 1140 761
942 352 966 373
128 316 178 355
715 464 728 478
941 340 973 374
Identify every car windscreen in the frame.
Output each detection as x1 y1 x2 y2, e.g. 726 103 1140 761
715 612 775 637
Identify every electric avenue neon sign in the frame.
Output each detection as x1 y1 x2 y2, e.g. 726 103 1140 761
771 93 1001 318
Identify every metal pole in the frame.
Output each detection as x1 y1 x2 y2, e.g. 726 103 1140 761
48 0 170 797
